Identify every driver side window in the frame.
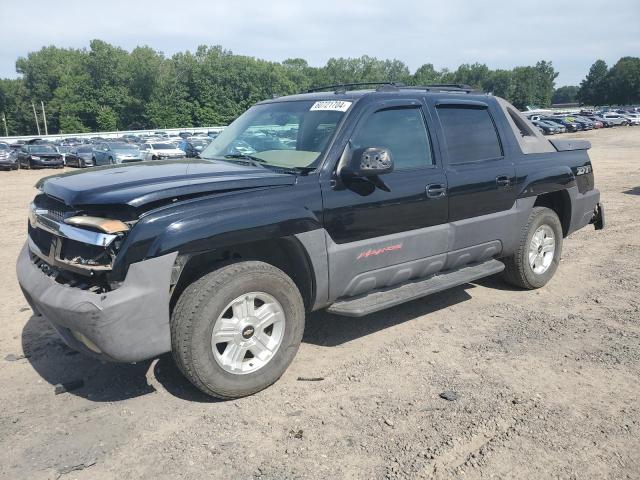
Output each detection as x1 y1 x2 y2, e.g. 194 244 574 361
351 107 434 169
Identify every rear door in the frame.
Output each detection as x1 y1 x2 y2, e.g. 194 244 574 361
428 98 516 257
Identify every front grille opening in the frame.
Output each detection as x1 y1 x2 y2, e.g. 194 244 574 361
28 223 53 256
30 253 111 293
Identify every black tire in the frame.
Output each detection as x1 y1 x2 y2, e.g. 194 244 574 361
503 207 563 289
171 261 305 399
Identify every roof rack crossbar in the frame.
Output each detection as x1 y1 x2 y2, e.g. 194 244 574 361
306 82 404 93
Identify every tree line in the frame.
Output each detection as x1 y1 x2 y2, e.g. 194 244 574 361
0 39 636 135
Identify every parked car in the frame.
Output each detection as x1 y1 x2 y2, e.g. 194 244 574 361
17 84 604 399
65 146 95 167
600 113 629 126
586 115 613 127
0 143 19 170
93 142 142 165
569 116 595 130
531 120 560 135
17 144 63 169
543 117 579 132
623 113 640 125
180 139 211 157
140 142 185 160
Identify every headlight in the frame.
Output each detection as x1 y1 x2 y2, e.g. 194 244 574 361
32 156 41 160
65 216 130 234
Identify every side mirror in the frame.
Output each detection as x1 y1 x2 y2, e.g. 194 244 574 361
341 146 394 178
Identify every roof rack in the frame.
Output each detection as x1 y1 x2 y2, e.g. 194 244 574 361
400 84 479 93
306 82 404 93
305 82 481 95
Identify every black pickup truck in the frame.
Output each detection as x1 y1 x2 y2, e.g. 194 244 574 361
17 84 604 399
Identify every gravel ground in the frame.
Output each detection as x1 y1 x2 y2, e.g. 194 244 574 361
0 127 639 480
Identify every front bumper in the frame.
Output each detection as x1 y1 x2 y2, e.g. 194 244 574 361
17 244 176 363
31 158 63 168
0 160 18 169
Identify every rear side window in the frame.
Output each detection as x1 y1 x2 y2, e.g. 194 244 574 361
437 106 502 164
351 107 433 169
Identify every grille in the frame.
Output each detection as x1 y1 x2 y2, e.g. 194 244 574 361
33 194 75 222
28 223 53 256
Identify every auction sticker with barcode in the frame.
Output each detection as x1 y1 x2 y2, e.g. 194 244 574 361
310 101 352 112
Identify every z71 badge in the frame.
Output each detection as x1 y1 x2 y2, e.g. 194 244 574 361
576 165 592 175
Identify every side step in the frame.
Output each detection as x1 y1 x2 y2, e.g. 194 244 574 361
327 259 505 317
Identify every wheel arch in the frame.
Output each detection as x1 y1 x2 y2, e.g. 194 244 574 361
533 190 572 237
169 236 316 314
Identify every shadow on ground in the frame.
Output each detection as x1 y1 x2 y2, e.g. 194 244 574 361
21 276 499 403
622 186 640 196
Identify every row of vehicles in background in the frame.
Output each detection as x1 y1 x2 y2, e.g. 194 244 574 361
1 107 638 170
525 107 640 135
0 130 218 170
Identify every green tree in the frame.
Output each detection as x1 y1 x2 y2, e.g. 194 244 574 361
577 60 608 106
606 57 640 105
552 85 579 104
96 106 118 131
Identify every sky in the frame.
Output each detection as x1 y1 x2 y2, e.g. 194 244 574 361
0 0 638 86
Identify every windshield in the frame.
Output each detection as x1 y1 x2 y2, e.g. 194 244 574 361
0 144 9 151
200 100 351 169
152 143 175 150
77 146 93 153
30 145 56 154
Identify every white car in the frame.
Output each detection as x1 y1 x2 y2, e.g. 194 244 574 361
600 113 629 126
623 113 640 125
140 142 185 161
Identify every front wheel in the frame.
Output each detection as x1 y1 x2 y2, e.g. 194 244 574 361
503 207 563 289
171 261 305 399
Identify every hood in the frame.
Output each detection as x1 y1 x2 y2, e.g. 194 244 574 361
38 159 296 208
32 152 61 158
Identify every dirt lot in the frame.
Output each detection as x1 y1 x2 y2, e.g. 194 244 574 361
0 127 639 480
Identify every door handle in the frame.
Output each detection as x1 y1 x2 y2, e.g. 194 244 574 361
496 175 511 188
426 184 447 198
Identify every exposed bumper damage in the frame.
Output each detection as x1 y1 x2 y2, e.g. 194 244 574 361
567 187 602 235
17 244 176 363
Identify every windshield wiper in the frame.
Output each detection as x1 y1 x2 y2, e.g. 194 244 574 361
224 153 267 163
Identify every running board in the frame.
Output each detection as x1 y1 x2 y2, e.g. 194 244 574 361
327 259 505 317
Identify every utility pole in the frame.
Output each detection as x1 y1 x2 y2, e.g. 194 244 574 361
41 101 48 136
1 113 8 137
31 102 41 136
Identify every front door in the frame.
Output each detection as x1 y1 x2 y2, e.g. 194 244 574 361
321 100 449 299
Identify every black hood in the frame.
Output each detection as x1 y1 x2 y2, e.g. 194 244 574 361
38 159 296 208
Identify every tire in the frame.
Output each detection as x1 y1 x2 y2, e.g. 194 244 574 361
503 207 563 289
171 261 305 399
108 156 113 164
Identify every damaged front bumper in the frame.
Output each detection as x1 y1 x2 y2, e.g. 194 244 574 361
17 244 176 363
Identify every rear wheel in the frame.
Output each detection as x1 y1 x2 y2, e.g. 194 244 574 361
171 261 305 399
503 207 563 289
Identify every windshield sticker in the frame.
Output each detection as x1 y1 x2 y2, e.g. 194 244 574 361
310 101 352 112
